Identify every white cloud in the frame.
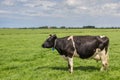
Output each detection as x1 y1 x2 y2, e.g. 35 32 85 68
0 10 12 14
65 0 80 6
96 2 120 16
24 0 56 9
18 0 28 2
0 0 120 17
62 0 120 17
21 0 57 17
1 0 15 6
20 10 47 17
103 3 119 9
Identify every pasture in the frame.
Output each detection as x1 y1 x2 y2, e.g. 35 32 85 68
0 29 120 80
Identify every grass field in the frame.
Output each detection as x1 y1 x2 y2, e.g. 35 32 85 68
0 29 120 80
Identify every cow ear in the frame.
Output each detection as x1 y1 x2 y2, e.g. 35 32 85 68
53 34 57 38
49 34 52 36
53 34 56 36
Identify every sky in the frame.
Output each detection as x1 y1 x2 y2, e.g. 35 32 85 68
0 0 120 28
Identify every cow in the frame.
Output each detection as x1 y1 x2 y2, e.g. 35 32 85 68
42 34 109 73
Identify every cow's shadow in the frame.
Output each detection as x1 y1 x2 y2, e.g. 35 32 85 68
51 66 100 72
35 66 100 72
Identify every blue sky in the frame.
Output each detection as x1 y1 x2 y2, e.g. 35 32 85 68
0 0 120 28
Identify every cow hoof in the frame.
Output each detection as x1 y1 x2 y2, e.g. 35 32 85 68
69 69 73 73
100 68 104 71
69 71 73 74
100 67 107 71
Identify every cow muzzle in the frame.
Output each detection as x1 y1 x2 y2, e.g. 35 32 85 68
42 44 45 48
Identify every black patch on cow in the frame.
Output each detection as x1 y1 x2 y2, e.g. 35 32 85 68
74 36 99 59
55 37 75 57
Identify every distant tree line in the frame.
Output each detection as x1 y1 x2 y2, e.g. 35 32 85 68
35 25 96 29
24 25 120 29
1 25 120 29
83 26 95 28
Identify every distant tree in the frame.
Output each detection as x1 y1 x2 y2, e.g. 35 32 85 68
38 26 48 29
83 25 95 28
60 26 66 29
50 26 57 29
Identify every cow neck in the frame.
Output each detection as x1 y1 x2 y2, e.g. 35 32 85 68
52 39 57 51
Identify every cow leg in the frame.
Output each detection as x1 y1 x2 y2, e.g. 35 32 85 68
68 57 73 73
93 54 101 62
100 49 109 71
93 48 101 62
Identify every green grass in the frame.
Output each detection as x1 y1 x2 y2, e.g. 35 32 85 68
0 29 120 80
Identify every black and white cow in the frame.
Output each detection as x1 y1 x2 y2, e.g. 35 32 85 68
42 34 109 73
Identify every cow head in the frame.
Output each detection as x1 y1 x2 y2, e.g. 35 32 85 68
42 34 57 48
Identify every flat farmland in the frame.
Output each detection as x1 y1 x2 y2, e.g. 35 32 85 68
0 29 120 80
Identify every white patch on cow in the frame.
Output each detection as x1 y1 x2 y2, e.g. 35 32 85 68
93 54 101 61
100 35 105 38
68 57 73 73
67 36 75 49
100 48 108 71
67 36 73 41
54 39 57 48
73 50 79 57
67 36 79 57
92 48 108 71
91 48 101 59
